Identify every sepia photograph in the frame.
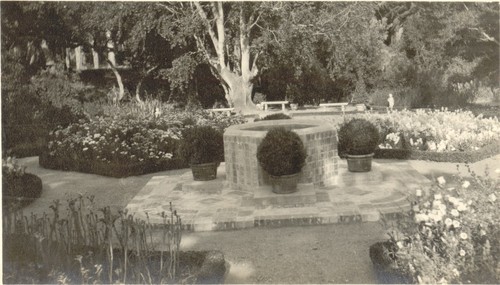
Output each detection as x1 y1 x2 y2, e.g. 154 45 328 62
2 1 499 284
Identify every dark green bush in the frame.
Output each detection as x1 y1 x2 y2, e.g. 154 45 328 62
338 118 379 156
2 172 42 199
257 127 307 176
2 158 43 207
2 63 86 156
178 126 224 165
255 113 291 122
262 113 291 120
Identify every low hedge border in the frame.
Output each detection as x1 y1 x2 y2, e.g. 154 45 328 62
373 140 500 163
2 173 43 208
39 152 189 178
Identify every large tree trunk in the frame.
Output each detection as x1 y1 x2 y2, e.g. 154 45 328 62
222 73 255 113
194 2 259 114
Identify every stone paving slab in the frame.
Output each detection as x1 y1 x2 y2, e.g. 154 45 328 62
125 160 430 231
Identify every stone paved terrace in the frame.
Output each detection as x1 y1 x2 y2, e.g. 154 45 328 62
125 159 432 232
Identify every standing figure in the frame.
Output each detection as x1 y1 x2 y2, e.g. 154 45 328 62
387 93 395 112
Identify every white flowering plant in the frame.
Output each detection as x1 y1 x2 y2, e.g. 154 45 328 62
350 109 500 152
381 168 500 284
47 117 180 164
2 157 27 178
46 108 245 165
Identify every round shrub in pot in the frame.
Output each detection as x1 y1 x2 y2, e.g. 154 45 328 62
179 126 224 181
338 118 379 172
257 127 307 194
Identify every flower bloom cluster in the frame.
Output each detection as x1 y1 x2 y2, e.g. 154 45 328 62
46 108 246 165
385 171 499 284
2 157 27 177
351 109 500 152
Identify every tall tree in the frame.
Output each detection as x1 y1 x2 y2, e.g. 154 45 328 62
378 2 499 90
186 2 282 112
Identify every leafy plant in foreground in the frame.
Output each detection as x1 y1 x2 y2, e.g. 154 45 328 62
3 195 184 284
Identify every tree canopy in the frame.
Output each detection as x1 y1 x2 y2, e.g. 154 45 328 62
2 1 498 109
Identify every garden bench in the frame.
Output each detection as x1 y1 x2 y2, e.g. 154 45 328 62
208 108 235 116
262 101 289 111
319 102 348 115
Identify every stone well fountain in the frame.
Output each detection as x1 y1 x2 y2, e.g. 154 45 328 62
223 119 339 192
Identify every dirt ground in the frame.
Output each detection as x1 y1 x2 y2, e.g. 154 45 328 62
180 223 387 284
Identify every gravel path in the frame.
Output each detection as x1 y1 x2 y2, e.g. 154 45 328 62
180 223 386 284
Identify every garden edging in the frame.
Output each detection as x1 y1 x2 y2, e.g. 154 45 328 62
39 152 188 178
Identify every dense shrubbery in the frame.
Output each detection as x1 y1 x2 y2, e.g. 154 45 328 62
374 140 500 163
47 117 181 165
43 104 245 176
349 109 500 153
261 113 291 120
1 61 88 157
257 127 307 176
2 157 42 205
377 169 500 284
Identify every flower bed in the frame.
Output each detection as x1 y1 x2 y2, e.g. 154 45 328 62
371 170 500 284
374 139 500 163
41 107 245 177
343 109 500 162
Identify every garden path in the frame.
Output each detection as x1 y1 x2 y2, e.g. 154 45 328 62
13 154 499 284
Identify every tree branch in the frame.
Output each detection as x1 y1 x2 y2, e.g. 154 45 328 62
256 23 280 44
135 65 159 104
248 11 263 30
215 2 226 68
469 28 500 46
251 51 260 71
106 59 125 103
194 2 220 57
193 34 219 68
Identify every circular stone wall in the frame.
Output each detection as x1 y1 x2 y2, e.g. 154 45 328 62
224 119 339 191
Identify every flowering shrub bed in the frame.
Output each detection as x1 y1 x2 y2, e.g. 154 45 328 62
375 169 500 284
345 109 500 162
41 106 245 177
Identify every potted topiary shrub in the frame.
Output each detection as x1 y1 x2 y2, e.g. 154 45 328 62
179 126 224 181
338 118 379 172
257 127 307 194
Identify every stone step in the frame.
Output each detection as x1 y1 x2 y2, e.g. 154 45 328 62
337 168 385 186
252 183 317 208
